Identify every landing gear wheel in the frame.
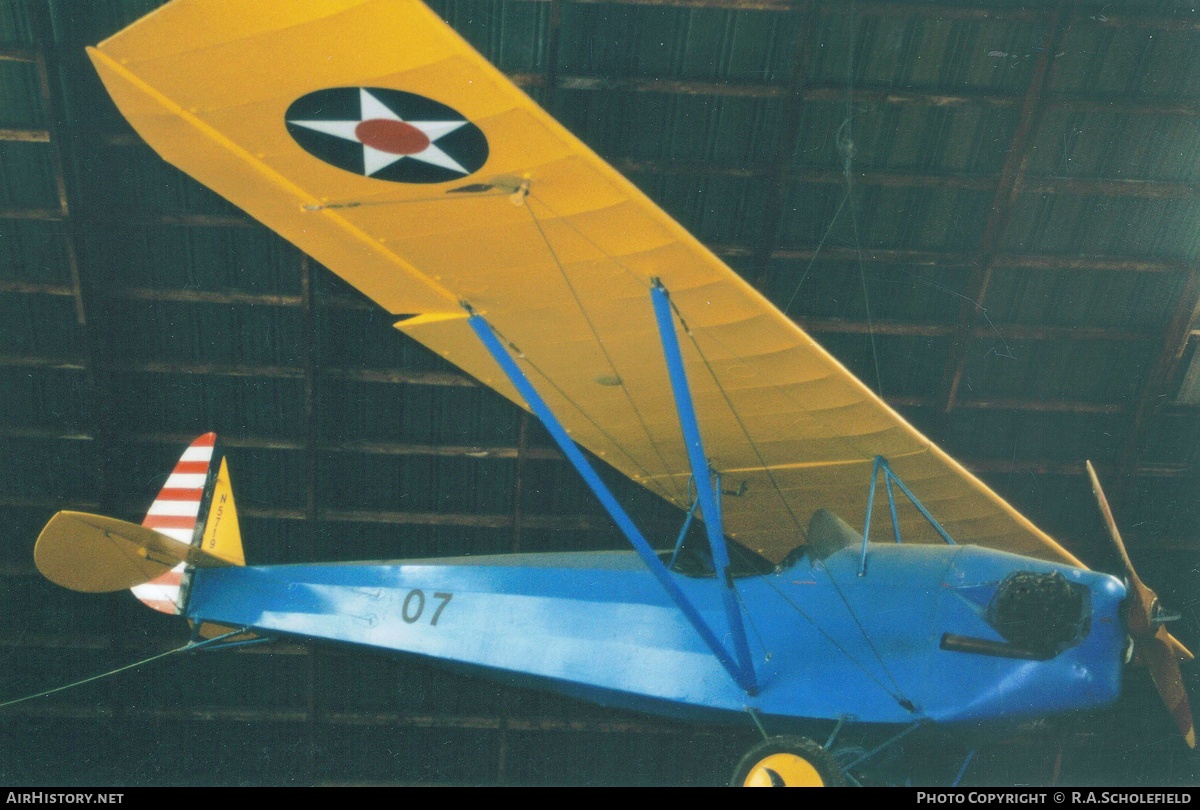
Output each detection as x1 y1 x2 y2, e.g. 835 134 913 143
731 735 846 787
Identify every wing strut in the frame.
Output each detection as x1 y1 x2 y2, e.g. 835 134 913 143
650 282 758 693
465 304 759 695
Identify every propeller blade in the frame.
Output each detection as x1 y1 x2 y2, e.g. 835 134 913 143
1168 633 1195 663
1084 461 1136 579
1084 460 1194 747
1143 625 1196 748
1085 461 1155 634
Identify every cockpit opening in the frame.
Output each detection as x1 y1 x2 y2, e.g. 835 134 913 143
657 520 775 579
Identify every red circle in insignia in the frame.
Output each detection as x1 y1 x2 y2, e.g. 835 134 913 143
354 119 431 155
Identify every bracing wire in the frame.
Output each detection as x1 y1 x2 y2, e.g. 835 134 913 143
849 190 886 399
668 298 807 539
525 191 653 293
526 167 934 562
480 318 678 505
661 3 913 707
839 0 885 399
820 0 907 704
523 197 689 505
666 298 913 708
514 191 915 702
303 190 511 211
760 572 916 710
782 187 851 317
522 186 904 514
522 158 927 531
0 628 250 710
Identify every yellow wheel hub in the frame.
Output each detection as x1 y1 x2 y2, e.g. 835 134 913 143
741 753 826 787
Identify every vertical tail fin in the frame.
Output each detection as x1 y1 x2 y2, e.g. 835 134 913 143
197 454 244 566
132 433 244 614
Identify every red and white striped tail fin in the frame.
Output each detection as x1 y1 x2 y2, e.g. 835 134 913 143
132 432 217 614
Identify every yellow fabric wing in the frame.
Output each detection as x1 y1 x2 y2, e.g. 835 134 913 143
89 0 1081 566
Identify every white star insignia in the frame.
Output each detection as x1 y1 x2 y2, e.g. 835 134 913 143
289 88 470 176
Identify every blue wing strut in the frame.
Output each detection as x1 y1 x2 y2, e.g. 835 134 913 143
649 282 758 694
465 297 759 695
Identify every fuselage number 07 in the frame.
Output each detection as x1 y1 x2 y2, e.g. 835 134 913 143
402 589 452 625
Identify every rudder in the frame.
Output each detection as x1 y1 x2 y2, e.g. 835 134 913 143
133 433 244 614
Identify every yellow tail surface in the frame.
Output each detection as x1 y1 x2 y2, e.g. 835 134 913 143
199 456 244 566
35 434 245 615
34 511 235 593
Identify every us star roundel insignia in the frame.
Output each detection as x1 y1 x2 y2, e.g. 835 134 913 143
285 88 489 184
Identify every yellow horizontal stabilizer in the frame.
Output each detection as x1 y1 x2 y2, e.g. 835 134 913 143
35 511 235 593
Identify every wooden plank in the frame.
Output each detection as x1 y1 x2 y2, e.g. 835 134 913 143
939 5 1070 412
1116 269 1200 502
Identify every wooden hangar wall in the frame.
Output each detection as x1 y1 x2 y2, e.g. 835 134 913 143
0 0 1198 786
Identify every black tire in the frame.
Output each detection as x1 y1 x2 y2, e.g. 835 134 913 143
730 735 847 787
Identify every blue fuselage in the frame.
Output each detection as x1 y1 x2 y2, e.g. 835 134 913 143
186 542 1126 729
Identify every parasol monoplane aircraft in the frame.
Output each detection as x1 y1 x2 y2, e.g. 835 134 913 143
30 0 1195 787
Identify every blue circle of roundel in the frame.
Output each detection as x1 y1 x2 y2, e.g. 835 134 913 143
285 87 488 184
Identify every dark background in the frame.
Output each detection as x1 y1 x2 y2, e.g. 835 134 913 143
1 0 1198 786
